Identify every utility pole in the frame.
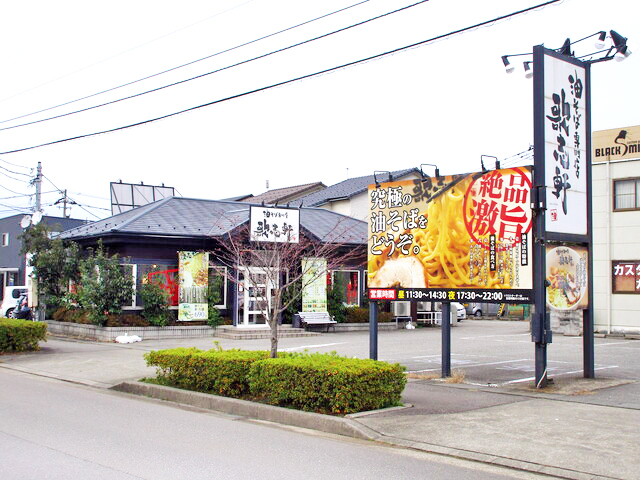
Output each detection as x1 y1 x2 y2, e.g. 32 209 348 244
35 161 42 213
62 189 68 218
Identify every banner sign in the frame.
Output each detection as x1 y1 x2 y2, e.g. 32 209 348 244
593 125 640 163
367 167 534 304
546 245 589 310
612 261 640 293
301 257 327 312
178 251 208 321
543 53 588 235
250 206 299 243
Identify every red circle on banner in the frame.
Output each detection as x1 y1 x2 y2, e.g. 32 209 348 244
462 168 533 250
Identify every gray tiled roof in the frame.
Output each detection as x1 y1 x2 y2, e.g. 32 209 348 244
292 168 420 207
59 197 366 245
239 182 325 204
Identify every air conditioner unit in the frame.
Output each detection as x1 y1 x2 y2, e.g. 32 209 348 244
392 301 411 318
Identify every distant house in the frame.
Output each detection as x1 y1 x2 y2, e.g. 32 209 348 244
238 182 326 206
0 214 88 301
59 196 367 326
293 168 422 221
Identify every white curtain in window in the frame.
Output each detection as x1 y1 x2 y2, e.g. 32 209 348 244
614 180 637 209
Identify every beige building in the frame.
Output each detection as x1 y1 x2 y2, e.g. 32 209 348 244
592 125 640 334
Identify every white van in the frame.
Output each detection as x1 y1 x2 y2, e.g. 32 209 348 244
2 286 27 317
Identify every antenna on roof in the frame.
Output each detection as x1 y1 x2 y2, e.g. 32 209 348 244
420 164 440 178
373 171 391 188
481 155 498 172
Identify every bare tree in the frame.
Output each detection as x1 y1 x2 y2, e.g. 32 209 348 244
212 218 365 358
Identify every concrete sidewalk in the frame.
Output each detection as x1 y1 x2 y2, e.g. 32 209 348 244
1 335 639 480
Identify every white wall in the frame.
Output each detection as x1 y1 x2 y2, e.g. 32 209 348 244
592 158 640 334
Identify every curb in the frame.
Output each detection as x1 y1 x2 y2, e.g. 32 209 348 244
112 381 380 441
112 381 618 480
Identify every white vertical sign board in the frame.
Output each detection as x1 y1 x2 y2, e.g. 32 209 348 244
543 54 587 235
250 206 300 243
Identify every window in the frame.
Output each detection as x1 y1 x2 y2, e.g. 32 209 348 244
331 270 360 306
209 265 227 308
121 264 137 308
613 178 640 210
138 264 179 307
612 261 640 294
1 233 8 246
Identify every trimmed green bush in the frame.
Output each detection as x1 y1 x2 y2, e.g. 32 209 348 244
0 318 47 352
144 348 270 397
248 353 406 415
345 306 394 323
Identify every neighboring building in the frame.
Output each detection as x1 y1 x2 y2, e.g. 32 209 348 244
592 125 640 335
59 197 367 326
0 214 88 302
293 168 423 221
239 182 326 205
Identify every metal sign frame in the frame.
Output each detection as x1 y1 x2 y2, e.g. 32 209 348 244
532 45 594 387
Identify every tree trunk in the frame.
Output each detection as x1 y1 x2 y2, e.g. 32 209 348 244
270 319 278 358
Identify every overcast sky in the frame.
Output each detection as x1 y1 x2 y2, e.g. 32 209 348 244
0 0 637 221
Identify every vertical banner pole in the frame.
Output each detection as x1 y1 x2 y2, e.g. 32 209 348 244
584 61 595 378
369 300 378 360
532 45 548 388
441 302 451 378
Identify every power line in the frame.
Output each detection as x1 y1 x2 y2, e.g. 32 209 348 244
0 183 31 196
0 0 421 133
0 0 561 156
0 164 33 177
0 170 32 183
0 0 370 126
0 0 258 106
0 190 55 201
0 157 31 169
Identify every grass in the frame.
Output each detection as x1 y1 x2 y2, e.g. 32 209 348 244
405 369 466 383
444 369 466 383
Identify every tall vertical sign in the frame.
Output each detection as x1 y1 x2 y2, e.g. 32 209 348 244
178 251 209 321
301 258 327 312
533 45 594 387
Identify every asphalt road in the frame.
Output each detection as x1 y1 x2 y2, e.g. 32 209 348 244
0 369 544 480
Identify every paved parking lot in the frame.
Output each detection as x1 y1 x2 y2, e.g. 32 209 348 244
153 319 640 387
4 319 638 389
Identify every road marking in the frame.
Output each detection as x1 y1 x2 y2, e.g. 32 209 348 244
459 333 530 340
595 342 633 347
502 365 619 384
278 342 346 352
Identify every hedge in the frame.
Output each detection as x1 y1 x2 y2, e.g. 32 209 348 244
144 348 270 397
0 318 47 352
248 353 406 415
345 307 394 323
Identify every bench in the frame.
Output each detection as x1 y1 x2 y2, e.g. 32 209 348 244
297 312 337 332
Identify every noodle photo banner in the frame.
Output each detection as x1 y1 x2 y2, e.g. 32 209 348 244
368 167 534 304
545 245 589 311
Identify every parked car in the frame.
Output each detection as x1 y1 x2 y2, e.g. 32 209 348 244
2 286 27 317
430 302 466 324
466 302 501 317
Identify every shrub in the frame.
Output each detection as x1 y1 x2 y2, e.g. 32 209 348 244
207 273 223 328
76 243 134 326
144 348 270 397
344 306 393 323
327 276 347 323
139 282 170 327
345 306 368 323
248 352 406 415
0 318 47 352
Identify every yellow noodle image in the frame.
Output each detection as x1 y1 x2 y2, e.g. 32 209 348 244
369 174 515 289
